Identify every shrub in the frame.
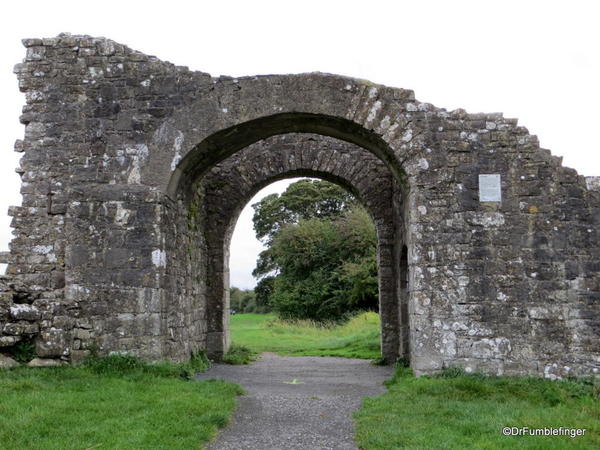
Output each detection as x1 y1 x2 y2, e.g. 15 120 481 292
7 337 36 363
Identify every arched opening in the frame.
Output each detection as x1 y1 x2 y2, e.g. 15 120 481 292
216 169 392 355
227 177 382 349
166 117 410 364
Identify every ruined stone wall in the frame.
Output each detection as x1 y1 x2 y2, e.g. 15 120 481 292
0 34 597 377
1 34 207 362
404 108 600 377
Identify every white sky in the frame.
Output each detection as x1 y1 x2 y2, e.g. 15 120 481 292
1 0 599 287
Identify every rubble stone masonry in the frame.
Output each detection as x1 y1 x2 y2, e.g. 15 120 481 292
1 34 598 378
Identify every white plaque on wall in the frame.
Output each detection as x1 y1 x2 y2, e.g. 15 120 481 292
479 174 502 202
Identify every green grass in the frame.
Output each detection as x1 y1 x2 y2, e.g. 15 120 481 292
229 311 381 359
222 344 255 365
354 366 600 449
0 353 243 449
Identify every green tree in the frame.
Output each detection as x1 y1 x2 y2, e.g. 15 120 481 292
250 178 378 321
268 207 378 321
254 276 275 311
252 179 357 245
252 179 357 280
230 287 258 313
230 286 242 312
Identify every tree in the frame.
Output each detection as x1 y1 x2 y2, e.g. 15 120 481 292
267 207 378 321
252 179 357 245
251 179 357 279
230 286 242 312
250 178 379 321
254 276 275 311
230 287 259 313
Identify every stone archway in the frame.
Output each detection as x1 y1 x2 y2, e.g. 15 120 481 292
195 133 405 361
1 34 598 378
159 121 409 362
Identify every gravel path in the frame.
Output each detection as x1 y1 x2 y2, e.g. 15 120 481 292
196 353 393 450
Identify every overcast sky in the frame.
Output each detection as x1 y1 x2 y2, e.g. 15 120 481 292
1 0 598 287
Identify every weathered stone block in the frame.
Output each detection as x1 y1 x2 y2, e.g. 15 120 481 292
0 354 19 369
9 304 40 321
3 322 39 335
0 336 21 347
70 350 90 364
27 358 65 367
35 329 69 357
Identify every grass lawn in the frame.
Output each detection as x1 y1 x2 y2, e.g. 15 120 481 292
354 366 600 449
0 354 243 449
229 311 381 359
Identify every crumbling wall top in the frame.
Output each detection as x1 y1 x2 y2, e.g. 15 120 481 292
585 176 600 191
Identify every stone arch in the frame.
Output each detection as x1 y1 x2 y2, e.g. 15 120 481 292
165 111 407 198
193 133 403 361
161 109 412 363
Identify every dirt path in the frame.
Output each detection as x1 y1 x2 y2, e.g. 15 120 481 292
196 353 393 450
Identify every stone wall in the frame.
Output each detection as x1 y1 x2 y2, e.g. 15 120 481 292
0 34 598 377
